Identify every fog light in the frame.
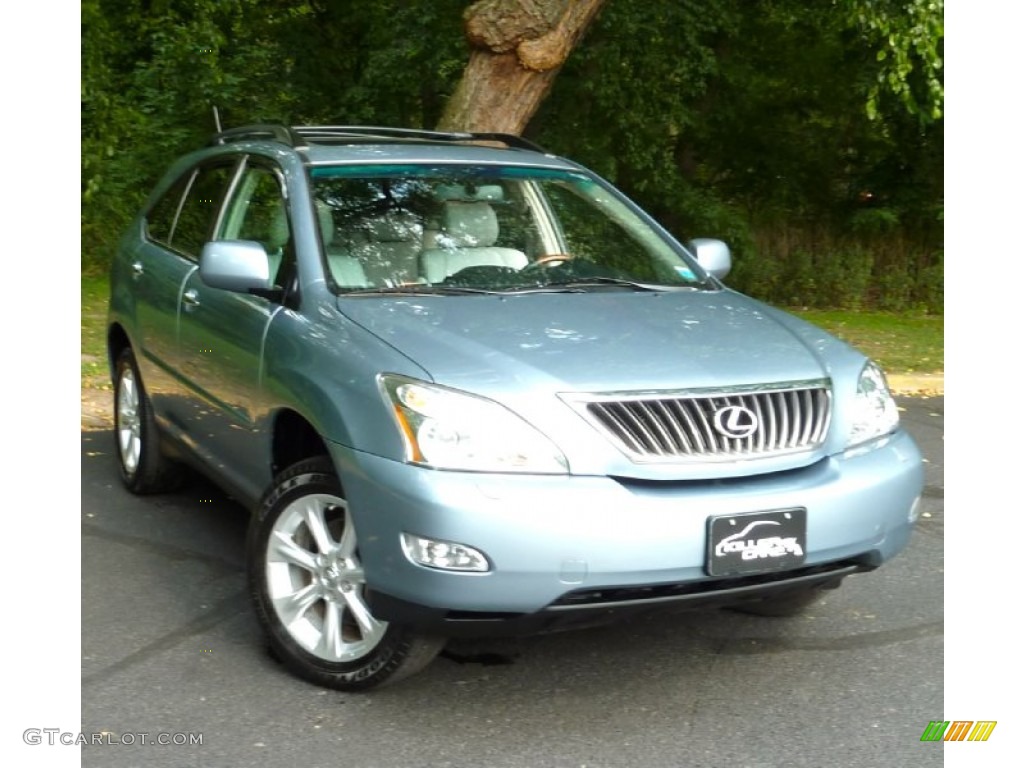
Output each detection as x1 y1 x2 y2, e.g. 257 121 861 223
908 495 922 523
401 533 490 572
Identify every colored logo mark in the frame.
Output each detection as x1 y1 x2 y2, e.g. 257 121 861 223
920 720 997 742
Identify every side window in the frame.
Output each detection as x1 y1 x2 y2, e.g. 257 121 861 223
145 173 190 245
544 182 658 281
491 191 542 258
219 165 290 284
172 164 236 258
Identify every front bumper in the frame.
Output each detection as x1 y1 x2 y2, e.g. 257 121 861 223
328 430 923 634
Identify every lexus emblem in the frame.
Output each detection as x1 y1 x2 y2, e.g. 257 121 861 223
713 405 758 439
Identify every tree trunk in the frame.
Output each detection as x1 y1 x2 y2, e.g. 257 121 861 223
437 0 607 134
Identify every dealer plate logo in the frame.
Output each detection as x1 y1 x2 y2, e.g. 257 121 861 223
714 520 803 560
706 508 807 576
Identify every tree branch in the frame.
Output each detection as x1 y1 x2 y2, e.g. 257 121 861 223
437 0 607 134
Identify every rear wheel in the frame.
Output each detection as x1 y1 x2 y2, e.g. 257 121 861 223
249 457 443 690
113 348 181 493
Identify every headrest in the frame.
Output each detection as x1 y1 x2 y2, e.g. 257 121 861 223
434 184 504 202
267 203 290 250
441 201 499 247
364 211 423 243
316 201 335 246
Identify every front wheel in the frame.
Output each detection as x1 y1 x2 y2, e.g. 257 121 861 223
248 457 444 690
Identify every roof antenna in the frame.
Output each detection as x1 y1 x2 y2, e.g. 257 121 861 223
212 105 223 133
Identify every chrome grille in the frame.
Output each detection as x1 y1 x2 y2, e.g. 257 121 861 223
577 382 832 462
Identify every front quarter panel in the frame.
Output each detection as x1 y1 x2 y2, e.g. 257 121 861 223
260 297 430 459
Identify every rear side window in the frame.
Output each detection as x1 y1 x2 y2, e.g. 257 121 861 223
145 164 236 255
172 164 236 257
145 174 189 245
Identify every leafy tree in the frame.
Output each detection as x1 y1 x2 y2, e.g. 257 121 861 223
82 0 942 311
843 0 944 122
82 0 314 264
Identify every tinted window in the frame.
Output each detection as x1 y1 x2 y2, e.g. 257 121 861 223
173 164 236 257
543 182 660 281
145 173 190 245
310 165 703 291
219 165 290 284
221 168 288 249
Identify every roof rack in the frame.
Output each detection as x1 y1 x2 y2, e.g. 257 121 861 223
211 124 308 148
210 124 548 154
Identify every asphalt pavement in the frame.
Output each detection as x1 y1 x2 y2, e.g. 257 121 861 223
79 396 944 768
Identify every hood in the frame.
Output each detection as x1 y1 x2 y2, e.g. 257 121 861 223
337 289 834 397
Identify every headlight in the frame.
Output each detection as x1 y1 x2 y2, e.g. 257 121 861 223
847 361 900 447
378 374 568 473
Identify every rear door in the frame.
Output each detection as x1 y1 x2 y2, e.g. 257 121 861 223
129 160 238 417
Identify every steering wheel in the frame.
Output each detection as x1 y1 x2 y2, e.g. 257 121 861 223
527 253 575 269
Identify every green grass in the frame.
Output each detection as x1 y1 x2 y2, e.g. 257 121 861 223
79 275 944 390
82 274 110 390
791 309 943 374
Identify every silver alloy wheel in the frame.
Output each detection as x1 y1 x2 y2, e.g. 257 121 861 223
116 366 142 474
265 493 387 662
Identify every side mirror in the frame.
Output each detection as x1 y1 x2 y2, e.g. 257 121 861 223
199 240 273 293
688 238 731 280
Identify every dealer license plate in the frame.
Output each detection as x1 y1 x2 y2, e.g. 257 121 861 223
706 508 807 577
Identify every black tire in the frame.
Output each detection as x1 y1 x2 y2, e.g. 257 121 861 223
248 456 444 691
730 586 831 617
113 348 181 494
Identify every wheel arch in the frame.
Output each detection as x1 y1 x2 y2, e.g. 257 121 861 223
107 322 132 382
271 407 332 477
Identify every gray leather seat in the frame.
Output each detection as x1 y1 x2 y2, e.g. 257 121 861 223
419 201 527 283
352 212 423 285
264 203 290 284
317 202 369 287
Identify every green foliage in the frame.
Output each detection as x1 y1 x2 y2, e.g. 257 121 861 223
526 0 941 312
82 0 467 269
843 0 944 123
532 2 738 224
82 0 942 314
729 226 941 314
83 0 307 267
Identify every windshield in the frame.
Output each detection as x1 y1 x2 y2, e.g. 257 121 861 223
310 165 709 294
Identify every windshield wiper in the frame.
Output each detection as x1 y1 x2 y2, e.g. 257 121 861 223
344 285 504 296
544 276 696 292
344 277 711 296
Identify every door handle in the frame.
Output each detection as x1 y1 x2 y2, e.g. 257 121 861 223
131 261 144 278
182 289 201 308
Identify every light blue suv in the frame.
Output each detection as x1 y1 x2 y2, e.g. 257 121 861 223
107 125 924 690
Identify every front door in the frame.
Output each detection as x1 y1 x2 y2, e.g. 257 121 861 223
176 160 293 500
